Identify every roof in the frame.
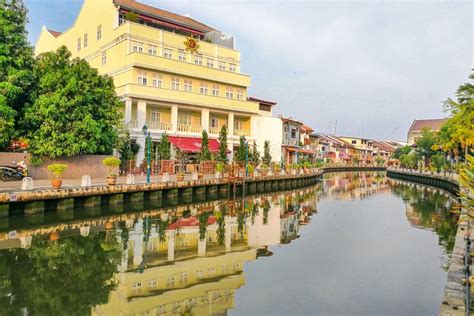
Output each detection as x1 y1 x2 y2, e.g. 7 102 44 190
280 116 303 126
247 97 277 106
408 119 447 133
47 29 62 37
312 133 354 148
168 136 220 153
372 140 397 153
114 0 214 34
301 124 314 133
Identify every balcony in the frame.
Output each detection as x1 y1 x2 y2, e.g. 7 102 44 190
146 121 172 131
234 129 251 137
209 127 221 135
128 120 138 129
178 124 202 133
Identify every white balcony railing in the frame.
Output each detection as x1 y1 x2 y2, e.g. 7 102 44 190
178 124 202 133
209 127 220 135
129 120 138 128
146 121 172 131
234 129 251 137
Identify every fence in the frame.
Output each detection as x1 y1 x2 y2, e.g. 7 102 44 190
0 153 110 179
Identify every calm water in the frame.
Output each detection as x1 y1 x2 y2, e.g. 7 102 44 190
0 172 458 316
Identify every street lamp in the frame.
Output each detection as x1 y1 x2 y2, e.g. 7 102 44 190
245 140 248 177
142 124 151 184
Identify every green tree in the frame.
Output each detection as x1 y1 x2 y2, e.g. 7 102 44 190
415 128 437 163
439 73 474 159
262 140 272 165
0 0 35 149
430 152 447 173
199 129 211 162
158 132 171 160
460 154 474 219
393 145 412 160
235 136 247 162
218 124 228 162
400 151 418 169
24 46 121 159
252 142 260 165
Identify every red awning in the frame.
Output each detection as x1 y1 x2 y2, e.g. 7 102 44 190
168 136 220 153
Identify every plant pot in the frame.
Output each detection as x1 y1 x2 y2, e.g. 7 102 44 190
198 173 204 180
50 231 60 241
260 169 268 177
51 178 62 189
215 172 221 179
177 174 185 181
107 176 117 186
104 222 114 230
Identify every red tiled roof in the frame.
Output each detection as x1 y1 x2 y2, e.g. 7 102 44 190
280 116 303 125
373 140 396 153
47 29 62 37
314 134 354 148
301 124 314 133
408 119 447 133
247 97 277 106
114 0 214 34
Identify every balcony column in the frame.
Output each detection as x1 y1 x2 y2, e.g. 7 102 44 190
171 104 178 133
198 237 206 256
228 112 234 136
135 100 147 167
225 216 232 252
124 98 132 125
202 109 210 132
166 230 176 261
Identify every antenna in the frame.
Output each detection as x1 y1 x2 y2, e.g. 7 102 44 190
334 120 338 135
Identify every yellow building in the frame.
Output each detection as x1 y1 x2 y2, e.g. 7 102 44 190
36 0 281 164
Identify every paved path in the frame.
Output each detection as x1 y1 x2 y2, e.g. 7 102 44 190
0 173 216 192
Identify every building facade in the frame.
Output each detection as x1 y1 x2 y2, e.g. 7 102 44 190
36 0 280 164
280 117 303 164
407 118 447 145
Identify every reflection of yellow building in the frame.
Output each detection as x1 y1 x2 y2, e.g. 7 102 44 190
35 0 282 164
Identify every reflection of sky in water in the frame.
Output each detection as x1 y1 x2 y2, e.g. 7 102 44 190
0 173 457 316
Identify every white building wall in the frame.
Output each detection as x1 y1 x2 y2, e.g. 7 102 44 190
254 115 283 163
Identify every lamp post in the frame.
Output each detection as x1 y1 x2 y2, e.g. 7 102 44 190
142 124 151 184
245 140 248 177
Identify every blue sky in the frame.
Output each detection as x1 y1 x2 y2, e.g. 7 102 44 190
25 0 472 141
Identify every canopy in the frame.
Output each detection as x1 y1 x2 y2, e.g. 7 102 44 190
168 136 220 153
285 147 313 155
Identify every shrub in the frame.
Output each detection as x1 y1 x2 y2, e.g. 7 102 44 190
47 163 68 178
102 157 121 177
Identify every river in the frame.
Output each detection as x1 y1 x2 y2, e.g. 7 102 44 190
0 172 458 315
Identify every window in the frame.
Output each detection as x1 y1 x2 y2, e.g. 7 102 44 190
138 71 147 86
83 33 88 48
210 117 219 128
212 85 220 97
132 41 143 53
148 45 157 55
234 120 243 131
77 38 81 51
195 270 203 279
229 64 236 72
171 77 180 90
225 87 233 99
147 279 157 288
236 89 243 100
207 59 214 68
259 104 271 112
163 48 173 59
101 51 107 65
200 82 208 95
219 62 226 71
352 140 357 144
152 74 162 88
178 114 192 125
291 128 296 139
184 79 193 92
97 25 102 40
150 111 160 123
194 55 203 65
179 272 189 285
166 276 175 288
178 50 186 61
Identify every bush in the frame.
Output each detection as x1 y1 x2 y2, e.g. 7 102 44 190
247 164 255 174
47 163 68 178
102 157 121 177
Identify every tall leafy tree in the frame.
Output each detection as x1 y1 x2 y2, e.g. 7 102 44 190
236 136 247 162
24 46 121 159
393 145 412 160
218 125 228 162
0 0 35 149
199 129 211 161
415 128 437 161
262 140 272 165
252 142 260 165
158 132 171 160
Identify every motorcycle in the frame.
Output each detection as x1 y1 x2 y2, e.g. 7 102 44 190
0 162 28 181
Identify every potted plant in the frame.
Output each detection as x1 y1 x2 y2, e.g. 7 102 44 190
216 162 224 179
260 163 269 176
102 157 121 185
47 163 68 189
247 164 255 177
177 172 185 181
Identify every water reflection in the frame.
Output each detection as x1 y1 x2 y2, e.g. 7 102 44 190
0 172 459 315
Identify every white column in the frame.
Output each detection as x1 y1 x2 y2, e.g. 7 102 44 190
124 98 132 125
202 109 210 132
171 105 178 133
228 112 234 136
166 230 175 261
198 238 206 256
137 100 147 130
136 137 146 167
132 219 144 266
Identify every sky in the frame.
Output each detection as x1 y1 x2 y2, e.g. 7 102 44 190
24 0 473 141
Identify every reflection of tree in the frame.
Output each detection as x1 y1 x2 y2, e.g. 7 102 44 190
391 181 458 253
216 204 227 245
0 233 119 315
198 212 211 241
263 200 271 225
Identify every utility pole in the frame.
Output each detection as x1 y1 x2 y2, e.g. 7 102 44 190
334 120 338 135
